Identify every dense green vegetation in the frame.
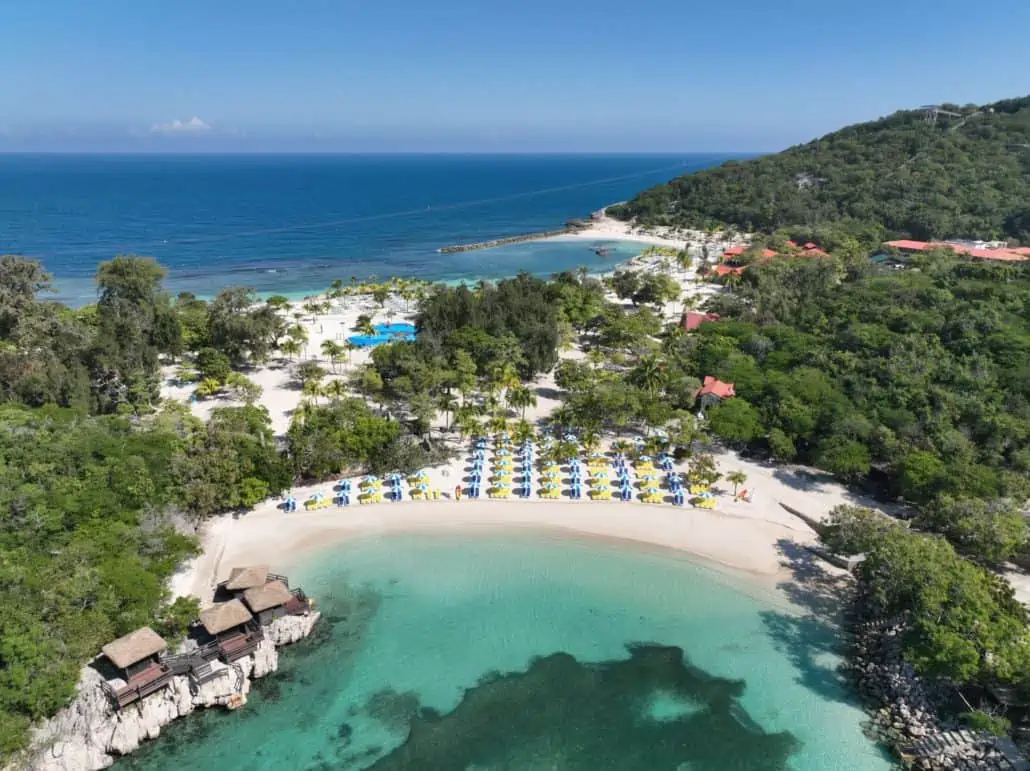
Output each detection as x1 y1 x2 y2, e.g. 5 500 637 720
823 506 1030 692
611 95 1030 243
0 257 438 755
685 253 1030 564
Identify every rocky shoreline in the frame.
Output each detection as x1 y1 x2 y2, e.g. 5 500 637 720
845 600 1021 771
7 613 320 771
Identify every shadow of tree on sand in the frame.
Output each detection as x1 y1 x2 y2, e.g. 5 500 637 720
759 539 856 709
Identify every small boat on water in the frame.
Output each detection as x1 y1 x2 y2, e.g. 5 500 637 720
591 246 611 256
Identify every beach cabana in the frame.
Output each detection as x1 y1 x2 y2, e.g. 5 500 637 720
100 627 172 709
220 565 270 600
199 600 263 663
242 580 294 625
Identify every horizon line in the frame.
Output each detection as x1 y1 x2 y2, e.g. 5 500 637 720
0 149 766 158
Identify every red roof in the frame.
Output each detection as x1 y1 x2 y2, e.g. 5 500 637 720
884 240 931 251
801 245 829 257
1008 247 1030 256
802 242 817 249
682 311 720 331
884 240 1028 263
787 240 799 248
722 245 746 257
698 376 736 400
713 264 745 277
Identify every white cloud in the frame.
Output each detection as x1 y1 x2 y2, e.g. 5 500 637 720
150 116 212 134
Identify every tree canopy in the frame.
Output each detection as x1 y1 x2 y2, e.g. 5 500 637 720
611 96 1030 243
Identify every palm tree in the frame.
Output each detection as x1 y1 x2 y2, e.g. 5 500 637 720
359 318 376 337
581 430 601 454
302 379 324 404
321 340 344 372
194 378 223 399
507 385 537 420
280 339 302 361
344 341 358 366
453 411 481 439
630 355 667 398
512 419 535 446
437 391 458 431
726 470 748 496
324 379 347 403
487 414 508 435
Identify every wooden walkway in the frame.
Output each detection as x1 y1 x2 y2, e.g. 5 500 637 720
995 738 1030 771
909 729 979 758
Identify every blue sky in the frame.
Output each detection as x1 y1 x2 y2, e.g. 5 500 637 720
2 0 1029 152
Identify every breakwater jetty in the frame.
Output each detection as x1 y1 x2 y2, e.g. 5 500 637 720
439 220 590 253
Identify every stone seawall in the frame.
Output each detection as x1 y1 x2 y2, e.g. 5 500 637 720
846 607 1022 770
9 613 320 771
438 221 589 253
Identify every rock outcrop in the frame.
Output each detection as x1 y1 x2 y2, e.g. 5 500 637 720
10 612 319 771
846 611 1020 771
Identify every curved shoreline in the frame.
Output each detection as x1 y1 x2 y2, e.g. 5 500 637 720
175 496 825 606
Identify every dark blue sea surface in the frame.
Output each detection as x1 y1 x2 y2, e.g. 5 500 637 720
0 154 736 305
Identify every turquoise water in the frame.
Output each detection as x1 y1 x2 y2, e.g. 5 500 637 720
120 533 892 770
0 154 737 305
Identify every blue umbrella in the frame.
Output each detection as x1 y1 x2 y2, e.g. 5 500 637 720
621 487 634 501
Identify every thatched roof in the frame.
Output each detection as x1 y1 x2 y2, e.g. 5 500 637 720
199 600 253 635
242 580 292 613
224 565 270 591
102 627 167 669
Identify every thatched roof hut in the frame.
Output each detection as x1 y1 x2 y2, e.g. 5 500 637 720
199 600 253 636
224 565 270 591
242 580 292 613
101 627 167 670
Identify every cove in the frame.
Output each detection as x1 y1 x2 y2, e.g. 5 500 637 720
118 532 893 770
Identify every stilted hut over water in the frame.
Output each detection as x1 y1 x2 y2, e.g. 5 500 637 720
198 600 263 663
242 580 294 625
99 627 173 708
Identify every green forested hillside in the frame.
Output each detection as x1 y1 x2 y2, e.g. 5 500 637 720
610 96 1030 242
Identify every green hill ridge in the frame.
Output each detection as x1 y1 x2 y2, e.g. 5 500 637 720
611 96 1030 243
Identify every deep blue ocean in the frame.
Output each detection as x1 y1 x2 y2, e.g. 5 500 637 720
0 154 736 305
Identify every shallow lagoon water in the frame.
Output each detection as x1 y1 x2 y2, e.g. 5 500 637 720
120 532 893 770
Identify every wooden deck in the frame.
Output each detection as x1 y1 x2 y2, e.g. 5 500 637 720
107 663 174 708
218 628 264 662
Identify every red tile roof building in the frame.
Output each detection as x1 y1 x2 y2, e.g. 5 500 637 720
697 376 736 400
883 240 1029 263
681 311 720 331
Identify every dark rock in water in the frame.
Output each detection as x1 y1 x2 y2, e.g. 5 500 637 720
364 688 422 731
366 643 800 770
337 722 353 744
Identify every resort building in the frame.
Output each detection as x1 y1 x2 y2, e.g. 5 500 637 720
696 376 736 405
99 627 174 708
242 579 295 625
681 311 720 331
883 240 1029 262
198 600 264 663
218 564 270 600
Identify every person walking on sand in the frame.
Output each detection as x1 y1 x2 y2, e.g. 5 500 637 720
455 485 463 501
